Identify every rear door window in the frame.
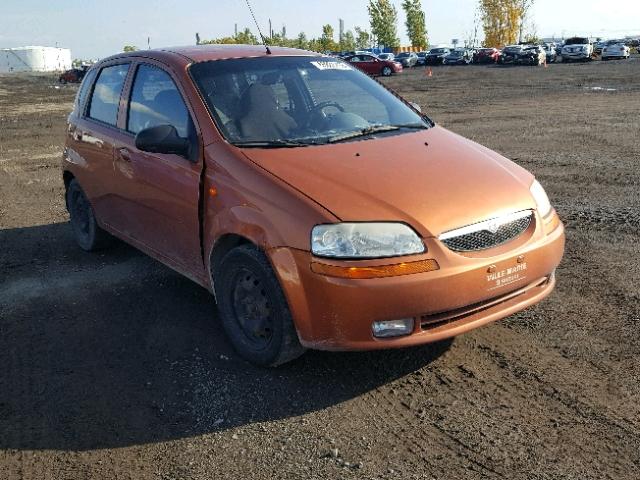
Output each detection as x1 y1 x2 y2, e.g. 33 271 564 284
127 64 190 138
88 64 130 126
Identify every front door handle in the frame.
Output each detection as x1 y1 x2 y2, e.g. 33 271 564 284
118 147 131 162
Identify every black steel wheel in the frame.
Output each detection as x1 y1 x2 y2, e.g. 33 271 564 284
215 245 305 366
66 179 111 251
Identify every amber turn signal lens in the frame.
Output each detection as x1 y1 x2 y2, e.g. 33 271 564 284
311 259 440 279
208 186 218 198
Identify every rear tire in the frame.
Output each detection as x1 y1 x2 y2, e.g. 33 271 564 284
66 179 111 251
215 245 305 367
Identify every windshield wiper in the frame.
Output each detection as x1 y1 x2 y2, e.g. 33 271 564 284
327 123 429 144
233 139 314 148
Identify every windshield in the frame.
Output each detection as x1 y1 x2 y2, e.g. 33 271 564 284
429 48 446 54
190 56 431 146
565 37 589 45
397 53 410 58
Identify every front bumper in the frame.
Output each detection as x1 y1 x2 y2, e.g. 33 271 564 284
562 51 590 59
269 214 565 351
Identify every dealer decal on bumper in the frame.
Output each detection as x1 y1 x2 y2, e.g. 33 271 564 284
486 262 527 291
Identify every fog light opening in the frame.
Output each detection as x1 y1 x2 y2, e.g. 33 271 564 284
372 318 415 338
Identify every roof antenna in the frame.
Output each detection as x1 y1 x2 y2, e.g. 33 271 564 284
244 0 272 55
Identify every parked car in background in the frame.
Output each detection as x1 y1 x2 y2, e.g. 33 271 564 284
499 45 524 64
542 44 557 63
395 52 419 68
424 48 451 65
555 43 564 57
473 48 500 64
443 48 473 65
345 54 403 76
59 66 89 84
561 37 593 62
377 52 395 62
594 41 606 55
602 41 631 60
339 50 370 59
416 51 428 66
517 45 546 66
63 45 564 366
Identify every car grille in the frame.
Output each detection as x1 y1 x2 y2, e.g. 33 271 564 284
439 210 533 252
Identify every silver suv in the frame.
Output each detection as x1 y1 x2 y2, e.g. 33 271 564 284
561 37 593 62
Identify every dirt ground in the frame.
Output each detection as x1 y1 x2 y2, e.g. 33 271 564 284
1 57 639 479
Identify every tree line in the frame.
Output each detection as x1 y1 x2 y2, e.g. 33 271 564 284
199 1 429 51
124 0 534 53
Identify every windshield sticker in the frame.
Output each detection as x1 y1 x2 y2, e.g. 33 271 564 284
310 61 352 71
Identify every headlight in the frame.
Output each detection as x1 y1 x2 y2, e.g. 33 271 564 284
530 180 552 218
311 223 425 259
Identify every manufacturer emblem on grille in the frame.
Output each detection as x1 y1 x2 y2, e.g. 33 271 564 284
485 219 501 234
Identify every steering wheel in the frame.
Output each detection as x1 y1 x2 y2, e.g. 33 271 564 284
304 101 345 130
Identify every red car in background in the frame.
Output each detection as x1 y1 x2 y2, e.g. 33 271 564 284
59 66 89 84
344 54 403 77
473 48 501 64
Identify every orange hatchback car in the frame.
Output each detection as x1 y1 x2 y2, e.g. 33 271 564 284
63 45 565 366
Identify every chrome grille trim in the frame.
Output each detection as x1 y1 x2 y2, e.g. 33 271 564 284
439 210 533 252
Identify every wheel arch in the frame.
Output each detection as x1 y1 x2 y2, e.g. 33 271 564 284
62 170 76 209
207 232 257 298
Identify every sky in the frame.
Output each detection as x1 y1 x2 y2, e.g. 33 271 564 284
1 0 638 59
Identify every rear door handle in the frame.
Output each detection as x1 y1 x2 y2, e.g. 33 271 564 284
118 147 131 162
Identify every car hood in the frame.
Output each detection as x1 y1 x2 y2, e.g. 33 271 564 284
240 126 536 238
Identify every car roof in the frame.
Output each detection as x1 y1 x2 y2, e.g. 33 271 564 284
96 44 321 66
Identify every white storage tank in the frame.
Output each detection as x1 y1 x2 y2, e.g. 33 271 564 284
0 46 72 73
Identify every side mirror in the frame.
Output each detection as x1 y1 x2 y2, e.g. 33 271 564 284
135 124 189 158
410 102 422 113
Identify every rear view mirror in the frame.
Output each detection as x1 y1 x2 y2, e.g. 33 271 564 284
135 125 189 158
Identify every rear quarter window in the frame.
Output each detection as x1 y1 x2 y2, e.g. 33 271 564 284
75 68 97 115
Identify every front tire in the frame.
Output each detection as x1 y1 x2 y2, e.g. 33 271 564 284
66 179 111 251
381 66 392 76
215 245 305 367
